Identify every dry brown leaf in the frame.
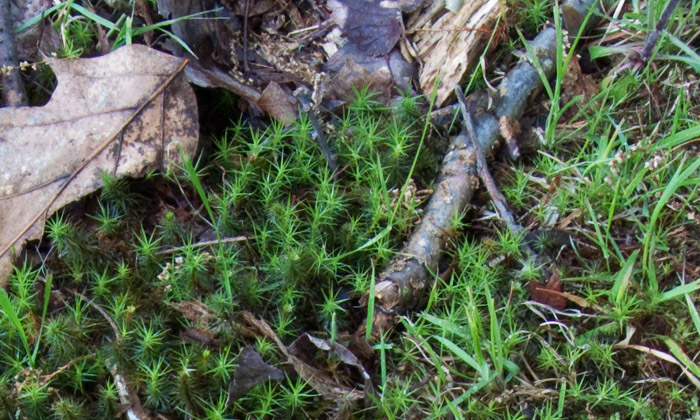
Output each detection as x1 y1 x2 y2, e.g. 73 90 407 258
258 82 298 126
560 54 600 114
528 270 567 310
169 300 216 326
13 0 60 61
329 57 394 103
179 326 219 346
240 312 366 404
227 346 285 402
413 0 500 106
288 333 371 385
328 0 403 57
0 44 198 286
227 0 276 16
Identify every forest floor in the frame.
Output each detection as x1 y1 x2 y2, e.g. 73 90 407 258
1 0 700 419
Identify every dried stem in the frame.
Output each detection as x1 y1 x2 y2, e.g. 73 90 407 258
640 0 680 63
455 86 522 237
155 235 248 255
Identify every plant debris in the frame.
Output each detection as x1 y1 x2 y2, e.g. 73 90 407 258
227 346 286 403
241 312 368 412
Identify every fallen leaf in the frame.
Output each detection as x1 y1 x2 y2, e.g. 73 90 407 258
528 269 567 310
169 300 216 326
0 44 198 286
560 54 600 116
288 333 371 385
227 0 276 16
327 52 415 104
227 346 285 402
155 0 220 59
240 312 366 404
328 57 391 102
328 0 402 57
179 326 219 346
258 82 298 126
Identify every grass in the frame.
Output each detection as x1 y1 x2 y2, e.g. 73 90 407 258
2 0 700 418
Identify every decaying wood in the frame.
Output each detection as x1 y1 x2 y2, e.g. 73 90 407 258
411 0 501 106
0 0 28 106
371 26 560 319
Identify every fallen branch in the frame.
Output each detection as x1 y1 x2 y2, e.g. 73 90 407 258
370 25 562 322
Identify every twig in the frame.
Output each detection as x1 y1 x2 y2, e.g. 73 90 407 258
640 0 680 64
368 24 562 319
40 353 96 385
295 89 338 172
455 87 522 236
155 235 248 255
65 288 121 344
185 60 261 102
0 0 28 106
88 3 111 54
0 59 189 261
243 0 250 72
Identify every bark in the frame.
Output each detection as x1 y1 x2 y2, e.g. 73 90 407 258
0 0 27 106
371 27 559 318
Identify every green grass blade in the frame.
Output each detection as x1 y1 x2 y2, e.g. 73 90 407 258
434 335 487 376
31 275 53 364
69 3 118 30
484 282 503 374
436 376 494 418
685 294 700 336
14 3 64 33
664 33 700 73
401 317 447 385
0 288 31 363
643 157 700 291
653 124 700 151
421 313 470 341
154 28 199 58
611 250 639 304
365 262 376 342
659 278 700 302
340 225 392 259
663 337 700 379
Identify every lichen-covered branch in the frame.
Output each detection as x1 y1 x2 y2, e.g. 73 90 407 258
371 27 558 318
